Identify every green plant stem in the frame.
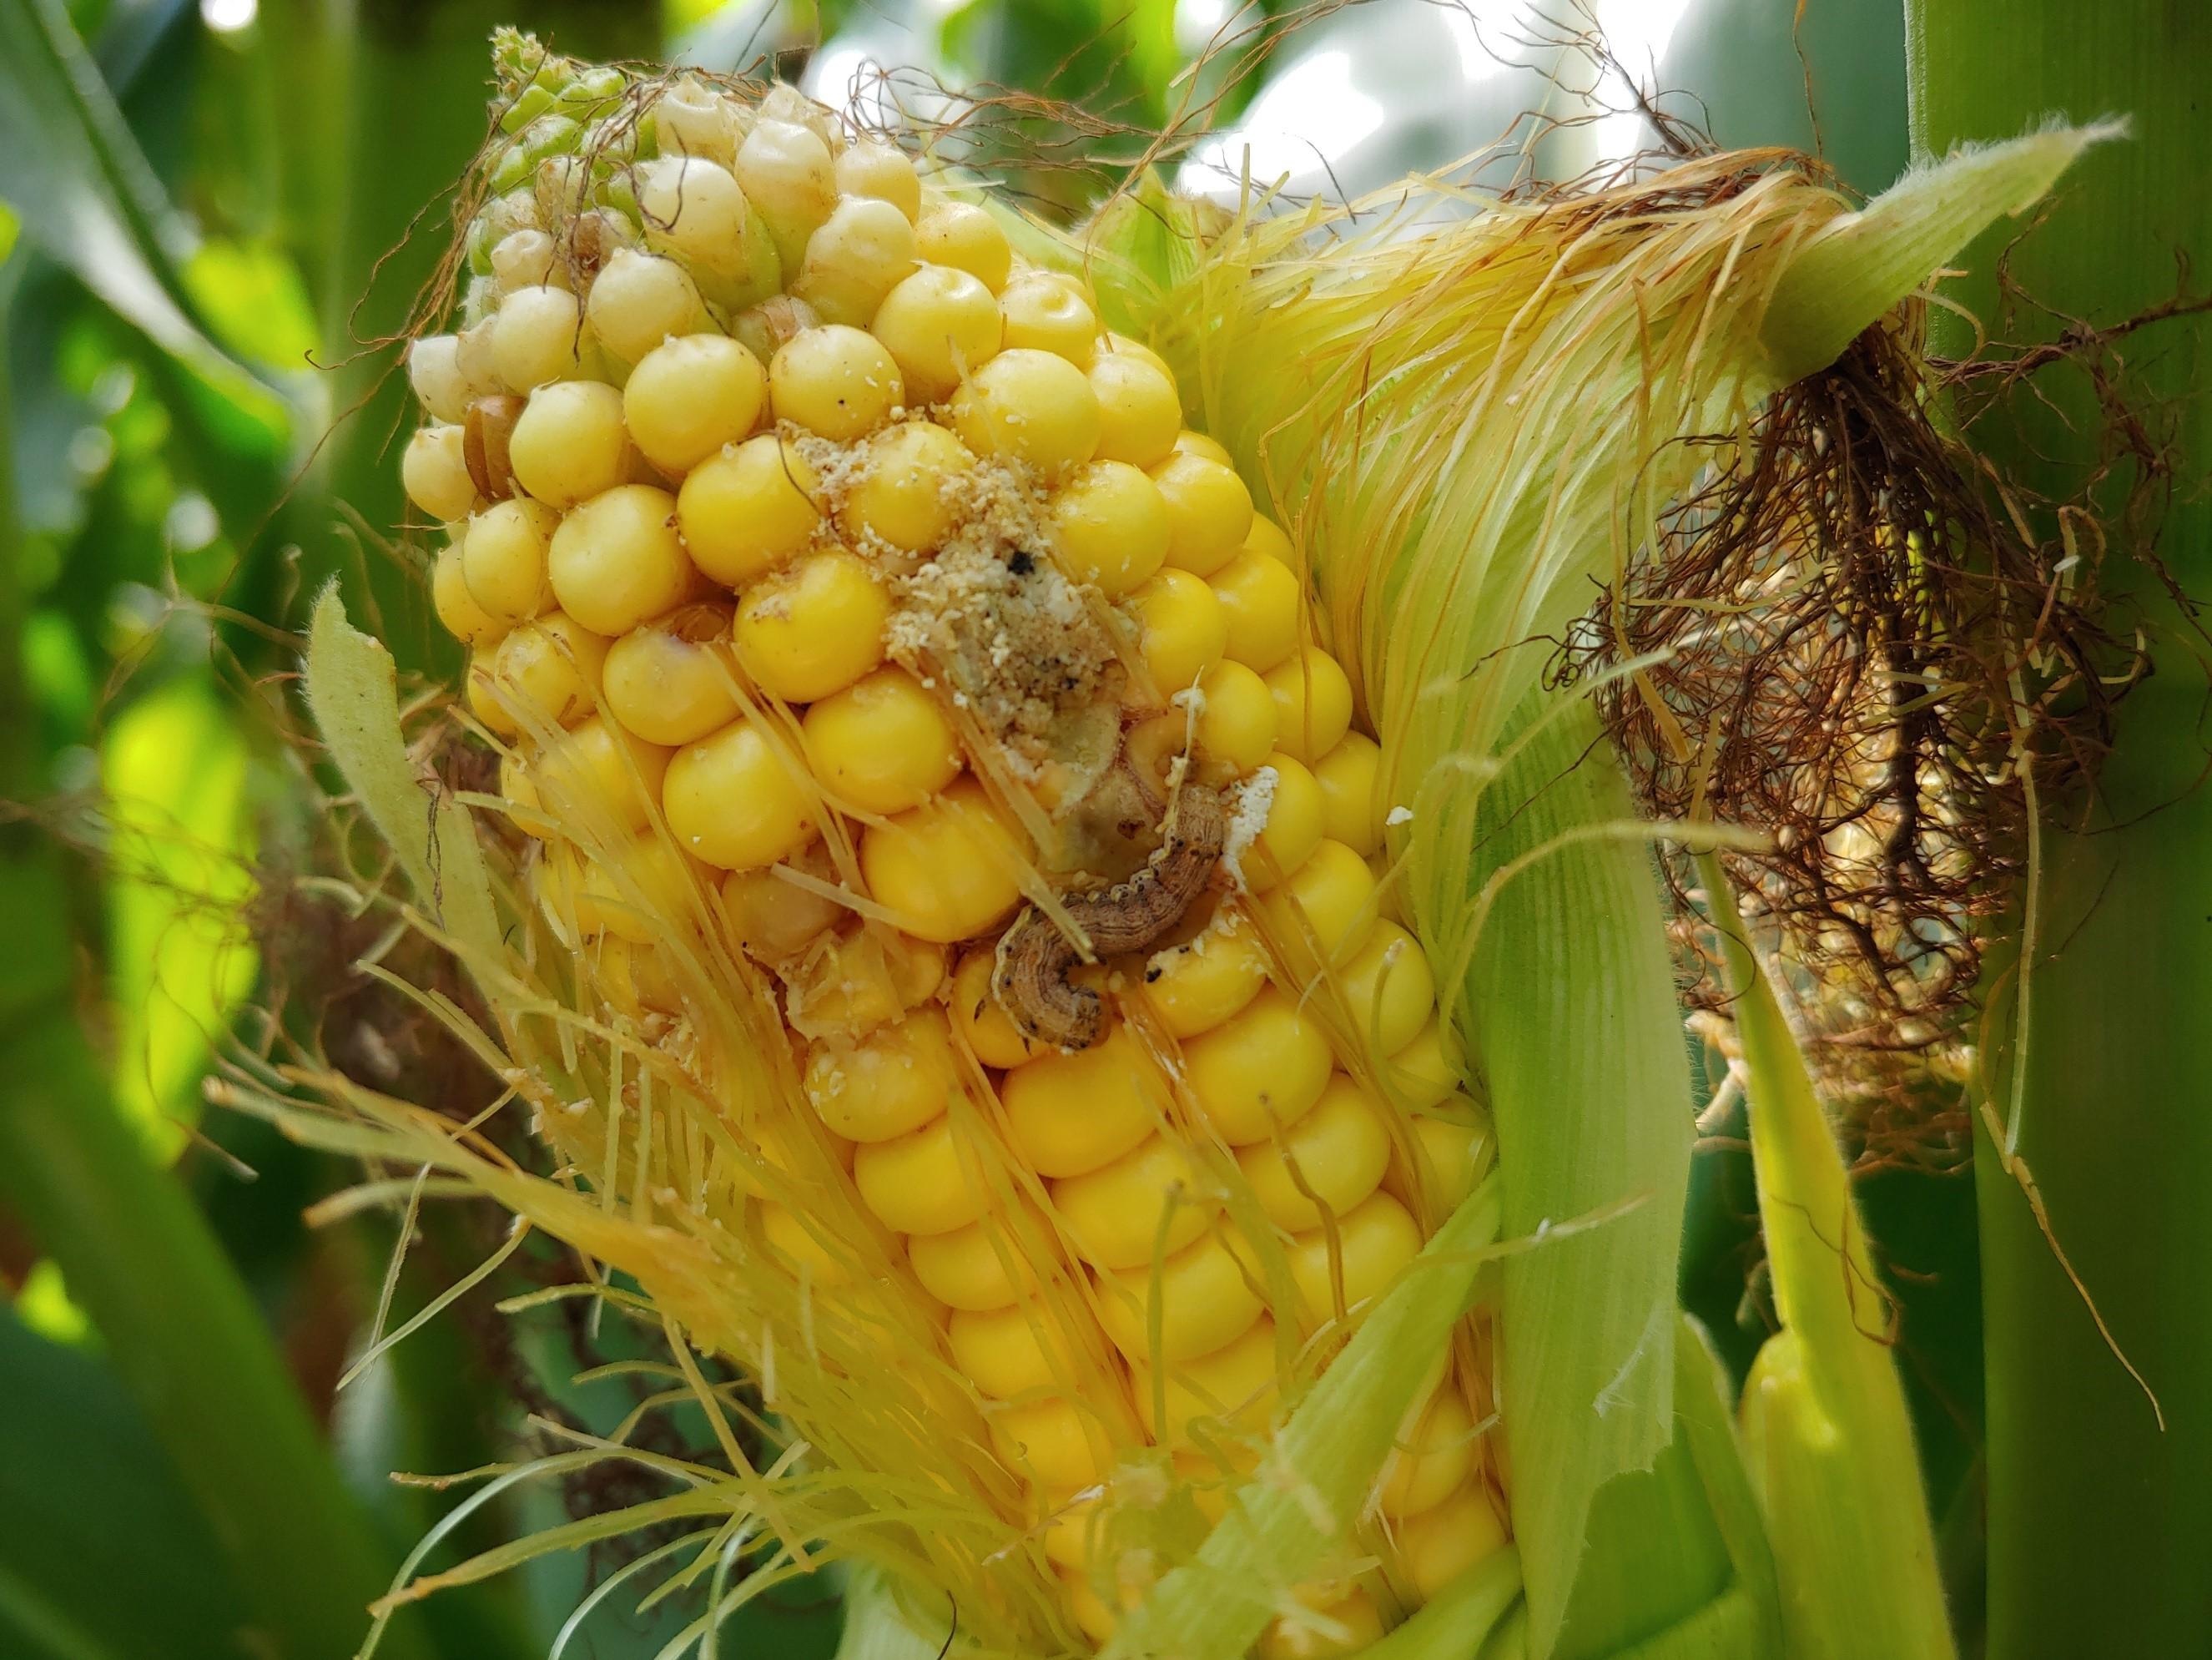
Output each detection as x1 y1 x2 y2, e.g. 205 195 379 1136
1906 8 2212 1653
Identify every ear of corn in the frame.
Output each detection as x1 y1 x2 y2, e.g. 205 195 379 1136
285 38 2099 1658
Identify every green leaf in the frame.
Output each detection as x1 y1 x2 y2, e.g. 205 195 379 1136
1699 855 1952 1660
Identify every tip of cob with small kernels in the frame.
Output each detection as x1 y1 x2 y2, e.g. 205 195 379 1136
401 38 1506 1652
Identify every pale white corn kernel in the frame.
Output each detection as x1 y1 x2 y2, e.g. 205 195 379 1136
585 248 714 365
491 284 588 391
406 334 471 424
793 195 917 326
491 228 563 293
835 140 921 222
758 83 835 149
655 77 741 166
736 120 839 263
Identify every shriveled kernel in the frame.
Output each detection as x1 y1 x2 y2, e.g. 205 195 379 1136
870 265 1002 400
623 335 766 473
733 292 820 366
403 426 478 522
1096 1230 1264 1364
1190 660 1277 775
734 119 839 265
1236 1076 1391 1233
802 667 963 815
769 324 904 441
843 421 972 554
491 227 561 292
915 202 1013 292
490 284 589 391
794 196 918 327
1088 351 1182 468
1210 547 1302 671
1137 904 1270 1037
853 1110 988 1236
1045 462 1169 597
1053 1134 1213 1270
945 949 1043 1069
677 435 822 586
1003 1028 1165 1179
719 844 844 960
950 349 1101 481
999 270 1099 366
1288 1191 1422 1319
836 139 921 220
585 249 713 365
582 832 708 944
1182 986 1333 1144
733 548 890 703
407 335 471 424
509 381 631 509
547 484 694 637
1379 1389 1478 1519
486 610 608 729
654 77 743 164
1153 450 1254 576
1128 568 1227 695
461 497 559 624
859 777 1026 944
1266 646 1355 762
1242 753 1323 892
1335 919 1437 1057
1313 732 1384 855
663 718 816 871
432 539 504 645
535 715 671 833
805 1010 958 1143
602 602 743 747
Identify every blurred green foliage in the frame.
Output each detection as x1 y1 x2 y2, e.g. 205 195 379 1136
0 2 1941 1657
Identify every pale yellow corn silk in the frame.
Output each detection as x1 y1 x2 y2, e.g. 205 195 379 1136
273 41 2102 1660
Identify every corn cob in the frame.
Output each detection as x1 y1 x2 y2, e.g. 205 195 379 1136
402 41 1506 1654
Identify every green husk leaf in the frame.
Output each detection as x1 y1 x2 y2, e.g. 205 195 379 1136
304 584 503 974
1102 1179 1509 1660
1698 855 1951 1660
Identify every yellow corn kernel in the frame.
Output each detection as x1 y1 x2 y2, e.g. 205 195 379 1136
466 653 521 739
1182 986 1333 1145
1243 512 1297 569
1397 1487 1509 1600
1127 568 1227 696
854 1109 990 1235
1381 1020 1461 1112
719 847 845 961
623 335 767 473
871 265 1003 400
590 934 682 1019
491 284 589 390
1136 905 1270 1038
836 140 921 220
1095 1230 1264 1365
1379 1388 1478 1519
802 666 964 815
1171 430 1229 464
915 202 1012 293
794 195 918 328
770 323 906 441
950 1303 1083 1399
535 715 671 835
908 1211 1042 1311
760 1201 850 1289
402 425 477 522
602 602 743 748
547 483 695 638
859 777 1027 944
1190 660 1278 775
582 831 708 943
1406 1110 1484 1216
1056 1134 1213 1270
993 1398 1113 1491
1152 450 1253 576
1210 547 1302 671
843 421 973 554
999 270 1099 366
1335 920 1439 1058
1259 1588 1387 1660
1088 351 1182 469
1259 838 1379 980
733 548 890 704
946 949 1045 1069
461 497 558 626
1313 733 1384 856
1004 1027 1168 1178
804 1009 959 1143
1236 1077 1392 1233
663 718 818 870
1288 1192 1422 1320
1242 753 1324 893
1132 1314 1277 1444
1046 461 1171 597
950 348 1101 481
493 611 612 735
509 380 632 508
1265 647 1355 763
584 248 712 366
677 433 823 586
433 538 504 646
